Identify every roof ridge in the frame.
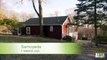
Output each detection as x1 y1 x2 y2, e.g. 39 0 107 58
25 16 68 26
30 16 68 19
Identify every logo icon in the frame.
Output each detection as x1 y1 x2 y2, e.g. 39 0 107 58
95 53 105 58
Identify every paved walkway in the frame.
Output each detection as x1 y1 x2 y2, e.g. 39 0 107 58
76 40 95 57
1 54 107 60
77 40 107 56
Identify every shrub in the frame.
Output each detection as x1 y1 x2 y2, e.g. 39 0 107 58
97 35 107 43
11 29 17 35
62 35 72 42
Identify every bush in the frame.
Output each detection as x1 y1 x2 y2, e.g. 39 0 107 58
97 35 107 43
82 37 88 40
62 35 72 42
11 29 17 35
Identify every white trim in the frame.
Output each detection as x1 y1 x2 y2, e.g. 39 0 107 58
17 28 21 35
26 27 31 35
62 17 68 26
50 26 53 32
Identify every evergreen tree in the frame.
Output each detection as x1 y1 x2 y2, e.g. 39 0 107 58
74 0 107 46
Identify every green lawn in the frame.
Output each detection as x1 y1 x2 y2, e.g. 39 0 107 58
0 35 64 42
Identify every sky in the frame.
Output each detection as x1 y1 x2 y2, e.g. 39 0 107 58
2 0 78 17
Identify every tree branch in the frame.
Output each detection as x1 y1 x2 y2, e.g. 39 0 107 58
32 0 40 17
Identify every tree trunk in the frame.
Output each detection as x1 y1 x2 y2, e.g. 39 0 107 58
94 0 98 46
32 0 40 16
32 0 44 36
39 0 44 36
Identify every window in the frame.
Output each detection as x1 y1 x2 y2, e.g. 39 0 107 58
26 27 30 34
50 26 53 32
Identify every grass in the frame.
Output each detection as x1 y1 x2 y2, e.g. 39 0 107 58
92 45 107 53
77 40 107 56
0 35 64 43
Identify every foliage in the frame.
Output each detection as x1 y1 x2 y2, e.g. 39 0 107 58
74 0 107 46
0 13 7 20
97 35 107 43
0 3 25 34
74 0 107 27
1 19 19 28
62 35 73 42
0 18 25 34
100 24 107 31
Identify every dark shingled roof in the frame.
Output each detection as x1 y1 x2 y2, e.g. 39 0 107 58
25 16 68 26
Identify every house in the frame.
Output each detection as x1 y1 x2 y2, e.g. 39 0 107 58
18 16 104 40
18 16 75 39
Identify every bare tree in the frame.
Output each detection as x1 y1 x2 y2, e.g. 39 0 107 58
20 0 44 36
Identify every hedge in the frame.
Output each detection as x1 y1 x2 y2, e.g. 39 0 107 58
97 35 107 43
